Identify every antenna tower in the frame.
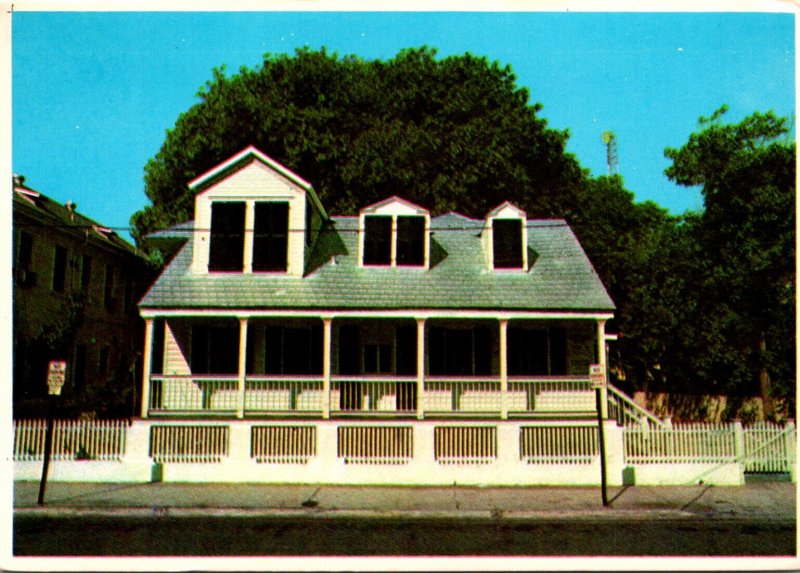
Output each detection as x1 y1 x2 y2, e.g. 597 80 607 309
602 131 619 176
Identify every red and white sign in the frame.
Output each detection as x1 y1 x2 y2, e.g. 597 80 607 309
47 361 67 396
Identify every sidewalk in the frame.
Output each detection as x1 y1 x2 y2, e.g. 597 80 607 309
14 480 796 522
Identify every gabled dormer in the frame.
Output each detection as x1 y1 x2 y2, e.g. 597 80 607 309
484 201 528 271
358 196 430 268
190 147 327 277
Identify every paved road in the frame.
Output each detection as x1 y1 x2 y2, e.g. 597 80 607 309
13 513 796 557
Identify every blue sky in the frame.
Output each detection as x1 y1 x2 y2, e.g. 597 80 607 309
11 11 795 241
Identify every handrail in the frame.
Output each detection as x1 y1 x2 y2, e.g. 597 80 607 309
606 384 667 428
332 375 418 383
151 374 238 381
246 375 324 382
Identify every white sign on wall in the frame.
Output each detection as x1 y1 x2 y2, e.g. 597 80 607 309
589 364 605 389
46 361 67 396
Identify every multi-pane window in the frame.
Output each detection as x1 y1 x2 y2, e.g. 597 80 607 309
208 202 246 272
508 327 567 375
492 219 524 269
253 202 289 272
207 201 291 273
427 326 491 376
263 325 322 375
52 245 67 293
363 214 426 267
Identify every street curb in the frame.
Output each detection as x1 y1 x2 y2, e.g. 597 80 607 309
17 505 787 522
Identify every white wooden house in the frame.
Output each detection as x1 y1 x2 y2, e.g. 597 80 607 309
130 146 671 485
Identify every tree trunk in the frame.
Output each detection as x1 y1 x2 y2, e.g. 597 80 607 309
759 333 775 421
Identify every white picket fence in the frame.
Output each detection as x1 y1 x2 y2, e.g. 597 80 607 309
624 422 736 464
13 418 129 461
13 418 796 485
743 421 797 473
623 421 796 472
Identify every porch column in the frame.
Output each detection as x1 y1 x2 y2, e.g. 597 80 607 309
237 317 248 418
597 319 608 418
499 319 508 420
322 317 333 419
140 317 154 419
416 318 426 420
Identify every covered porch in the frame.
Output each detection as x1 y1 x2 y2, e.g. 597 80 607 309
140 311 613 420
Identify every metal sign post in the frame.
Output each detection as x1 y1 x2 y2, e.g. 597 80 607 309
590 364 609 507
38 361 66 506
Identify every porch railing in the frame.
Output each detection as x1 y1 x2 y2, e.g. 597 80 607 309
245 376 325 414
146 375 598 418
330 376 418 415
424 377 503 414
149 375 239 414
508 377 596 414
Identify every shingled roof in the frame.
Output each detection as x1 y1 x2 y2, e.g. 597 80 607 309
139 211 615 312
13 180 142 257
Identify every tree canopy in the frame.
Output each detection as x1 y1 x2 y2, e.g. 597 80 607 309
132 47 585 242
664 106 796 416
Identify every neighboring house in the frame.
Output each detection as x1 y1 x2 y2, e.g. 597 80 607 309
12 175 153 417
138 146 622 424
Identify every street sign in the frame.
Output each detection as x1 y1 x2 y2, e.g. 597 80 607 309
589 364 605 389
46 361 67 396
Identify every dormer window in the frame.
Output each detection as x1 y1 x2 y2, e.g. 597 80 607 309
253 202 289 272
208 202 245 272
190 146 328 277
363 215 392 265
359 197 430 268
492 219 524 269
396 216 425 266
485 202 528 271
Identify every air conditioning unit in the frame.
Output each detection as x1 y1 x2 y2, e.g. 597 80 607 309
15 268 37 287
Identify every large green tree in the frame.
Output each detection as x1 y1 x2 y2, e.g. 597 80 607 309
570 175 695 396
131 47 585 241
664 106 796 417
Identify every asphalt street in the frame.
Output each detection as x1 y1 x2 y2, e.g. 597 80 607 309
11 479 797 558
13 513 796 556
